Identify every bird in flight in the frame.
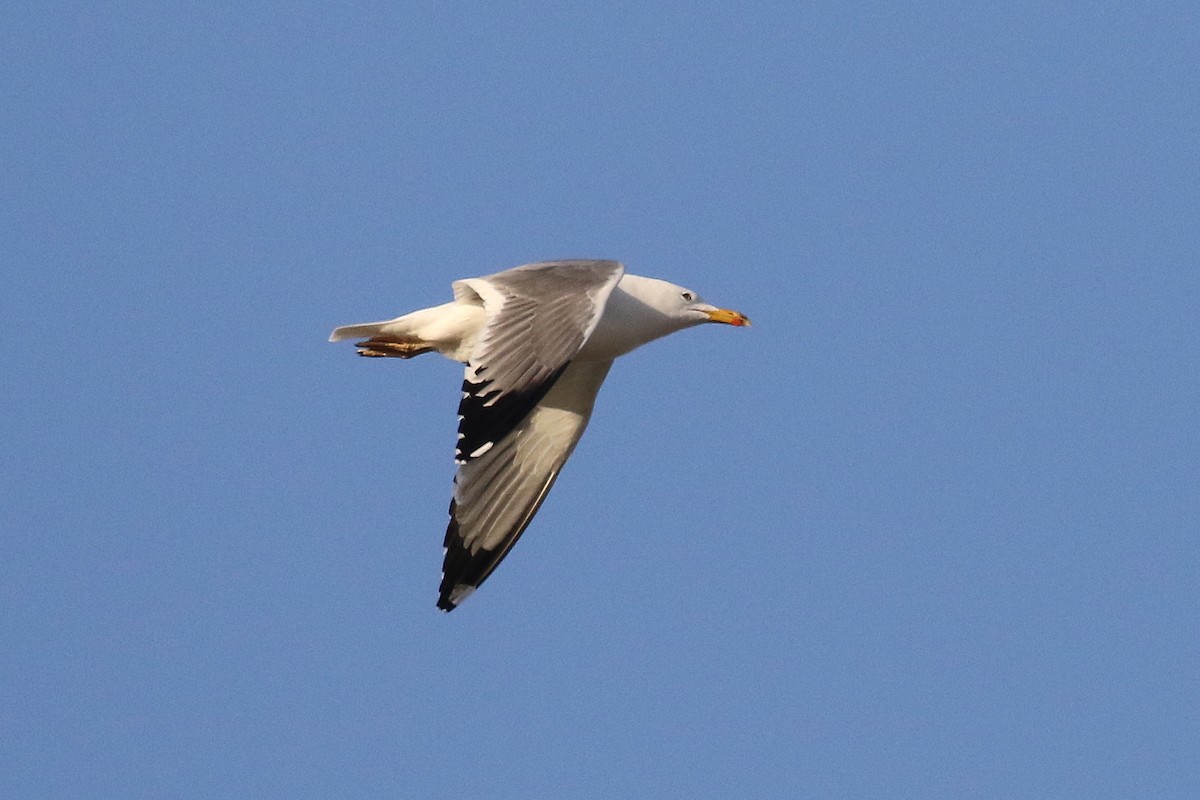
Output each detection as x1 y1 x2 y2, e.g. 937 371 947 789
330 260 749 611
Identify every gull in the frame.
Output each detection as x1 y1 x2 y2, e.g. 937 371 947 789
329 259 749 611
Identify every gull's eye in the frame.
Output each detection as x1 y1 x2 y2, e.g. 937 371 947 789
681 291 695 302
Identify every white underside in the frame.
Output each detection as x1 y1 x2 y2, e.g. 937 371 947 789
329 274 685 365
328 300 487 362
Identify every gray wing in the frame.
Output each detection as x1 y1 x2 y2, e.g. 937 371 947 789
438 260 623 611
450 260 624 464
439 359 613 610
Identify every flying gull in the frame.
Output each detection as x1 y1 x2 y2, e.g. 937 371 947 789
329 259 749 611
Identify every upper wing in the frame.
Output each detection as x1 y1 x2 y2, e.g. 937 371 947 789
450 260 624 464
439 358 614 610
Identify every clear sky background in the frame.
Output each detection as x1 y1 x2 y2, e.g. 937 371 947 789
4 3 1198 798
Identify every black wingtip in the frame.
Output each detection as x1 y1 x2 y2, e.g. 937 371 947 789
436 571 457 611
437 582 477 612
439 582 460 614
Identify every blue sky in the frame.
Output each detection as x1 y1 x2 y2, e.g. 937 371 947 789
4 3 1198 798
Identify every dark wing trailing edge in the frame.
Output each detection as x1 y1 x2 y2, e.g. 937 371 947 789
437 260 624 611
454 361 568 463
439 359 613 610
449 260 623 465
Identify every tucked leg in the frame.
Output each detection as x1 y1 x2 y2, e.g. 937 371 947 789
354 337 434 359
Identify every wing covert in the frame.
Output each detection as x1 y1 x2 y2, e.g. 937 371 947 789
452 260 623 464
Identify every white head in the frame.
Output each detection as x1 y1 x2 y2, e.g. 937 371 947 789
622 275 751 330
583 274 750 360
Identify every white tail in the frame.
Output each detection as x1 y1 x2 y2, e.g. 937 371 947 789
328 321 393 343
328 301 484 361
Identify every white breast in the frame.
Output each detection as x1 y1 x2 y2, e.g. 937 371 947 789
577 274 682 361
